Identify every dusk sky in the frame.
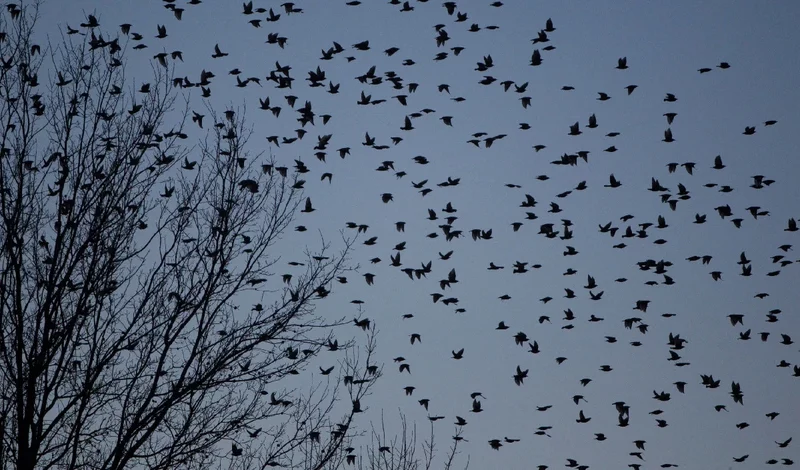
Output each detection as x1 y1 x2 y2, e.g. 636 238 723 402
34 0 800 468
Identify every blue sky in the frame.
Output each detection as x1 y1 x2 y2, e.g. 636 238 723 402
36 0 800 468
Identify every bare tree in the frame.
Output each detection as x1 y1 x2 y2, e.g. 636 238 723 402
0 4 377 470
350 411 469 470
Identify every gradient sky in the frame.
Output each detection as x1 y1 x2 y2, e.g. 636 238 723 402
34 1 800 468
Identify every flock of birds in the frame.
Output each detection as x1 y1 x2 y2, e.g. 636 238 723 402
47 0 800 468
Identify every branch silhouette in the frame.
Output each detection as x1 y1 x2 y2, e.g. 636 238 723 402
0 4 373 469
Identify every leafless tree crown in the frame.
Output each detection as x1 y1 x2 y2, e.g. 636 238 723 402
0 4 379 470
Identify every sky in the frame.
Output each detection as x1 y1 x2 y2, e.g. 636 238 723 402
32 0 800 468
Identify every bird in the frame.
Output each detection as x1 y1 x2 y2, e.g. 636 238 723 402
211 43 228 58
471 399 482 413
513 366 528 385
776 437 792 448
605 174 622 188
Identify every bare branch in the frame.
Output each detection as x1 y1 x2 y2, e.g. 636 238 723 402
0 5 373 470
